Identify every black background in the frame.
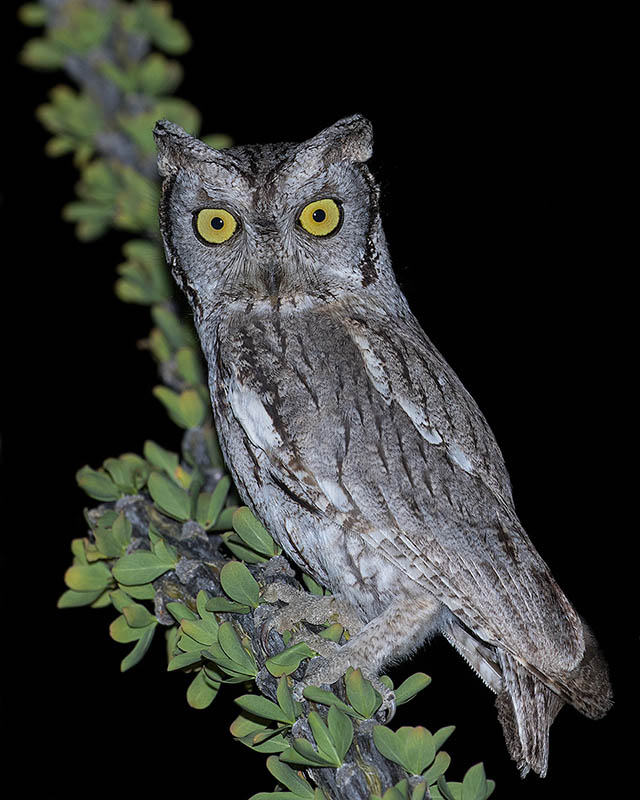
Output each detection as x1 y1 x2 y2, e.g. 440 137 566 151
3 3 634 797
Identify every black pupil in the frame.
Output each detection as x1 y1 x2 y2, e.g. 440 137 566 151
312 208 326 223
210 216 224 230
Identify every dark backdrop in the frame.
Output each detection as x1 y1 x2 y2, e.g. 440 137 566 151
3 4 633 797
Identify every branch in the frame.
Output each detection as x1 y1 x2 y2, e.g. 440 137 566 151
21 3 495 798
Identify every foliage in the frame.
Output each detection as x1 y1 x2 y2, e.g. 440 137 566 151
21 2 495 798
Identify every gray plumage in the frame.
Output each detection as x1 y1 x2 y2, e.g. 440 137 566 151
153 114 612 777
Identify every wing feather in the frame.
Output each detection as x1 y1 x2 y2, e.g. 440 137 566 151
219 304 585 677
337 311 585 674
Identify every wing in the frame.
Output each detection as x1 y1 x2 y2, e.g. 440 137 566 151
217 303 584 678
336 306 585 677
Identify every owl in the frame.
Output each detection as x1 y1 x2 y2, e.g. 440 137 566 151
153 114 612 778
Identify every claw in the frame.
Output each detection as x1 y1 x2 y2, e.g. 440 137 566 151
380 687 397 723
255 603 283 657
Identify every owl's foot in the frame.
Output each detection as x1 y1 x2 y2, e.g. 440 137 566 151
260 580 364 651
292 651 396 722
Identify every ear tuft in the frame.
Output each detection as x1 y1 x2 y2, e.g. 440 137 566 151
153 120 219 177
329 114 373 163
293 114 373 175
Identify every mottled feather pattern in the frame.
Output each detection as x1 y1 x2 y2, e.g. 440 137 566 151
213 301 585 671
154 114 613 778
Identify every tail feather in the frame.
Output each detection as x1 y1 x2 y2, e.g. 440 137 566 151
495 651 564 777
445 616 613 777
553 621 613 719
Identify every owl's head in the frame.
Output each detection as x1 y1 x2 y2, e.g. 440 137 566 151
153 115 394 324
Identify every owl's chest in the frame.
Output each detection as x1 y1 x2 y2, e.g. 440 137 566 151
210 308 368 459
205 308 401 608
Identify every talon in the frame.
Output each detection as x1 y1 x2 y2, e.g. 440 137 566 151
370 678 396 722
256 605 284 656
383 691 396 723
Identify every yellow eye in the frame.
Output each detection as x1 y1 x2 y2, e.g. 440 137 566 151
194 208 238 244
298 198 342 237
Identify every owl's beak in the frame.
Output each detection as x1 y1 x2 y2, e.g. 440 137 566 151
260 262 283 295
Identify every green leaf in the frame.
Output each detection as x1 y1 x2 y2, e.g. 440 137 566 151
234 724 289 755
152 386 188 427
461 763 488 800
167 650 204 671
308 711 341 765
232 507 277 555
166 601 197 623
112 550 175 585
175 346 205 386
373 726 410 771
204 596 250 614
120 623 156 671
345 668 380 718
64 562 111 592
265 755 315 798
137 0 192 54
122 602 156 628
195 589 217 624
217 622 257 675
111 512 133 548
235 694 294 725
57 588 104 608
70 537 89 564
103 457 131 490
109 589 132 613
116 240 171 305
213 506 238 530
301 573 327 595
151 305 194 349
18 4 49 26
436 776 458 800
117 582 155 600
137 52 183 95
266 642 316 677
178 388 207 428
178 633 204 653
110 615 145 644
20 37 66 69
198 474 231 529
147 471 191 520
143 440 180 477
93 526 124 559
380 786 409 800
76 465 120 501
433 726 456 752
301 685 354 716
151 535 178 565
180 619 217 647
221 532 269 563
186 668 219 709
394 672 431 706
327 705 353 762
423 751 451 786
116 453 150 491
285 738 335 767
276 676 297 724
397 727 435 776
220 561 260 608
231 713 290 754
411 782 429 800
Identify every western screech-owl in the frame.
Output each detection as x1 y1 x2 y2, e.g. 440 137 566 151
153 114 612 777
